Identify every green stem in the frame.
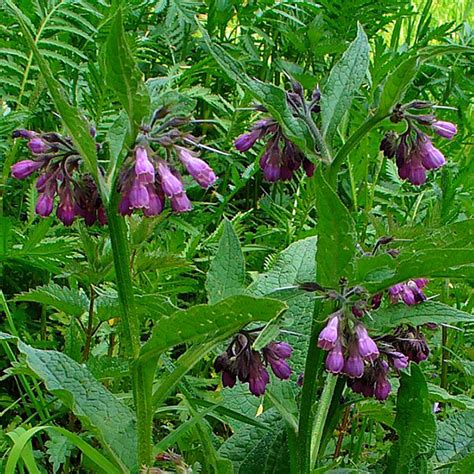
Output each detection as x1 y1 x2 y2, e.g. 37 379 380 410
106 200 151 467
310 374 338 467
328 112 387 185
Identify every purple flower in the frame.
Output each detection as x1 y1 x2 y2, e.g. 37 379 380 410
118 193 133 216
420 139 446 170
325 339 345 374
157 162 184 197
234 130 261 152
134 146 155 184
12 129 36 139
374 375 391 401
129 180 150 209
343 343 365 378
263 342 292 380
56 184 75 226
35 192 54 217
318 312 340 350
390 352 409 370
28 138 48 154
222 370 236 388
143 185 164 217
389 279 427 306
355 325 379 361
170 192 192 213
249 363 270 396
177 147 217 188
432 120 457 140
11 160 43 180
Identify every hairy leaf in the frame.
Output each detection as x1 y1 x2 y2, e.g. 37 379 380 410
436 411 474 465
321 23 370 142
387 364 436 473
206 219 246 304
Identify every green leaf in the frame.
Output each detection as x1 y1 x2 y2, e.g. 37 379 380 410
206 219 246 304
101 8 150 136
354 219 474 293
249 236 317 375
45 433 75 474
3 336 137 472
15 283 89 317
427 383 474 411
364 302 473 333
436 411 474 466
198 23 318 161
387 364 436 474
315 168 357 287
140 295 287 361
4 1 100 190
377 56 419 116
218 409 290 474
321 23 370 143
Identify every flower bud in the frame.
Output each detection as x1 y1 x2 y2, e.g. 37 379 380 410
11 160 43 179
432 120 457 140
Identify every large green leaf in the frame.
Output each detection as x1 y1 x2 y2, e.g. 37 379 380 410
198 23 318 161
321 23 370 143
206 219 246 304
101 8 150 136
387 364 437 474
249 236 318 376
4 1 100 191
0 334 137 472
315 168 357 287
435 411 474 466
364 302 473 333
354 219 474 293
15 284 89 317
140 295 287 361
218 409 290 474
377 56 419 116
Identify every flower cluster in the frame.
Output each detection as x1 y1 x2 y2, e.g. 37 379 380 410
11 129 106 226
389 278 428 305
118 109 217 216
214 332 292 396
380 101 457 185
234 84 320 182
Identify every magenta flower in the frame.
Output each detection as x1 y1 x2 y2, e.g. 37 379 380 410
263 342 292 380
343 342 365 378
134 146 155 184
170 192 192 213
56 184 75 226
157 162 184 198
177 147 217 188
129 180 150 209
420 139 446 169
143 185 164 217
28 137 48 154
317 312 340 350
11 160 44 180
432 120 457 139
355 325 379 361
325 339 345 374
35 192 54 217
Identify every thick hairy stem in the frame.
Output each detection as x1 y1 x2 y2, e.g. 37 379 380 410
107 201 152 467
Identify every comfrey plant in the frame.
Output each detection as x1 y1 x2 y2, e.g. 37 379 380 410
214 332 292 396
380 101 457 185
234 83 320 182
11 128 106 226
118 108 217 215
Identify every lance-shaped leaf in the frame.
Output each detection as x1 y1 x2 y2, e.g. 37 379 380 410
387 364 436 473
198 23 319 162
0 333 136 472
101 8 150 139
206 219 246 304
140 295 287 362
364 301 474 333
321 23 370 143
315 168 357 287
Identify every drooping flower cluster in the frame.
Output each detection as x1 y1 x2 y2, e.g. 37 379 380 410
389 278 428 306
380 101 457 185
214 332 292 396
234 84 320 182
118 109 217 216
11 129 106 226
